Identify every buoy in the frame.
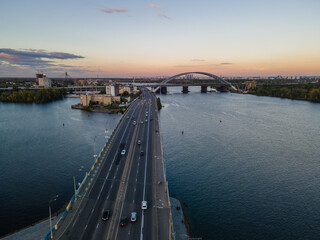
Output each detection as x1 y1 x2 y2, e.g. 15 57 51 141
220 120 222 123
63 123 64 126
182 130 184 135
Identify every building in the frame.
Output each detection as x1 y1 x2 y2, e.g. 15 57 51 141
80 93 120 106
119 85 131 95
105 85 119 96
36 73 52 88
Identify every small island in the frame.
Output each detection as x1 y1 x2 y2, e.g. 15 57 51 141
72 85 142 114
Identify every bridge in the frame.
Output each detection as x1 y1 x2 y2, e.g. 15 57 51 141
152 71 238 93
46 89 172 240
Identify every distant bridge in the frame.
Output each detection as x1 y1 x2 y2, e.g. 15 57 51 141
153 72 237 92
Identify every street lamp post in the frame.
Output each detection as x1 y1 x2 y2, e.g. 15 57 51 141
49 195 59 239
74 166 84 201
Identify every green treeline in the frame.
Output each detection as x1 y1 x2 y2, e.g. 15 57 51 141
157 97 162 110
0 88 66 103
249 83 320 103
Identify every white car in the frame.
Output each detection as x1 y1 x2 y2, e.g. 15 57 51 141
121 149 126 155
141 201 147 210
130 212 137 222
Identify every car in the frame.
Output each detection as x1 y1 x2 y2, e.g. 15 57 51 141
140 151 144 156
141 201 147 210
102 210 110 221
145 119 148 122
137 140 141 145
130 212 137 222
120 217 128 227
126 116 129 119
141 121 143 124
121 149 126 155
133 121 137 126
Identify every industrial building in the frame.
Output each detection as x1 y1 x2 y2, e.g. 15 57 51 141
80 93 120 106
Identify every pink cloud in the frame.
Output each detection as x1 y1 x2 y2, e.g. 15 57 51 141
100 7 128 13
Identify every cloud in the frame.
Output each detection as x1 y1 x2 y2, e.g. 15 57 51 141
0 48 83 61
100 7 128 13
191 59 206 62
149 4 161 8
220 62 233 65
0 48 84 70
156 13 171 20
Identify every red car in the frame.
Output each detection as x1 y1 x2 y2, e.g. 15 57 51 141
120 217 128 227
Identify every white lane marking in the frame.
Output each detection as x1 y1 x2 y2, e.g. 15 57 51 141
134 188 136 192
140 101 151 240
107 194 109 199
140 213 145 240
96 103 139 201
84 224 88 230
91 208 94 214
133 199 135 204
96 223 99 229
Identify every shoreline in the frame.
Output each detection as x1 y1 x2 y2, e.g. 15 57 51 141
71 104 127 114
170 197 192 240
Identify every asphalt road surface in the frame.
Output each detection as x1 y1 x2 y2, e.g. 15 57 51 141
57 89 170 240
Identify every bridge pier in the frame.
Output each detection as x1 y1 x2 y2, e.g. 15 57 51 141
201 85 207 93
155 87 160 94
182 86 189 93
161 86 167 94
216 85 228 92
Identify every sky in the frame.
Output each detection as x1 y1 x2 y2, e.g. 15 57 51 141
0 0 320 78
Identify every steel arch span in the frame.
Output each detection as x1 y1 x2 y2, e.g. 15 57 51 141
155 72 237 91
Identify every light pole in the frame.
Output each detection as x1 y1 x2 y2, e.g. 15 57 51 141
74 166 84 200
93 136 97 160
49 194 59 239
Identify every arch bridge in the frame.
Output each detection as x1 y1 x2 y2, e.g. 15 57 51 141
153 71 237 93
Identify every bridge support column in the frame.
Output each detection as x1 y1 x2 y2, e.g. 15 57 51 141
201 85 207 93
161 86 167 94
155 87 160 94
182 86 189 93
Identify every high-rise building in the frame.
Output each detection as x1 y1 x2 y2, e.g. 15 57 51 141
105 84 119 96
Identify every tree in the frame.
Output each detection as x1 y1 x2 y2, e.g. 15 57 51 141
309 89 320 102
157 97 162 110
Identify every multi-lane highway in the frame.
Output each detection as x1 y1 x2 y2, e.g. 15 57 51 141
55 88 171 240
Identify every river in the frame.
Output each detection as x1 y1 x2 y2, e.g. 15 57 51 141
1 89 320 239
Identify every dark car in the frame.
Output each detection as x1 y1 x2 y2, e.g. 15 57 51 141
140 151 144 156
120 217 128 227
102 210 110 221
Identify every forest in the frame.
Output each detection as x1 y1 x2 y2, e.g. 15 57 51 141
0 88 66 103
249 83 320 103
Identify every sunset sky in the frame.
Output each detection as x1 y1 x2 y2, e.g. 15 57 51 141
1 0 319 78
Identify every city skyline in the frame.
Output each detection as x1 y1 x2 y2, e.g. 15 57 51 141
1 0 320 77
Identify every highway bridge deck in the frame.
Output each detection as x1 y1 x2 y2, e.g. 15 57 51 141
52 89 171 240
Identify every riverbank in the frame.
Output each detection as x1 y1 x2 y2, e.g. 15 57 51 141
0 214 60 240
248 83 320 102
170 197 191 240
71 103 128 113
